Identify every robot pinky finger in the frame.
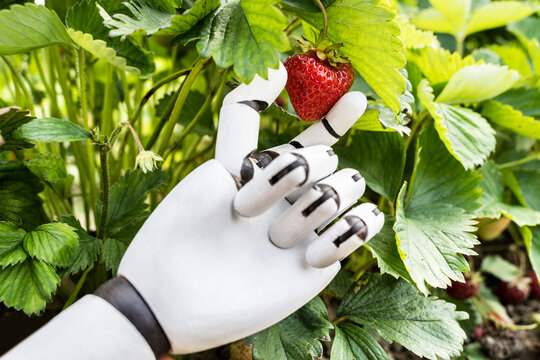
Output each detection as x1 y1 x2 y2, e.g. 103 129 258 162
306 203 384 268
269 168 366 249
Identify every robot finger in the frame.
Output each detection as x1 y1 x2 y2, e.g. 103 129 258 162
215 63 287 177
306 203 384 268
269 169 366 249
233 145 337 217
266 91 367 155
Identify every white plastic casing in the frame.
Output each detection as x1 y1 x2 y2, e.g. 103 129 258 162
222 63 287 107
270 186 339 248
118 160 340 354
306 203 384 268
3 295 155 360
291 92 367 147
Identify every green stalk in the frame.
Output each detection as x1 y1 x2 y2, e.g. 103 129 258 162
34 51 60 117
498 153 540 169
144 85 182 150
77 48 98 216
51 47 92 226
63 265 94 310
164 71 227 160
129 66 192 125
157 58 209 155
97 146 110 240
120 71 133 118
1 55 35 113
101 64 114 135
315 0 328 40
456 33 465 56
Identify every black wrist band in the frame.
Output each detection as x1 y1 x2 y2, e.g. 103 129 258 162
95 277 171 359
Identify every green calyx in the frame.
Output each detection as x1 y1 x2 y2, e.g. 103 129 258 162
299 30 350 68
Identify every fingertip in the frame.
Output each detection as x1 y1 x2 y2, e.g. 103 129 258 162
222 62 287 108
326 91 367 136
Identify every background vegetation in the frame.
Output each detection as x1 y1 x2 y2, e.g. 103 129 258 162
1 0 540 359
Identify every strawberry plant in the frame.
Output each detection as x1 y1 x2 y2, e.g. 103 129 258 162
1 0 540 359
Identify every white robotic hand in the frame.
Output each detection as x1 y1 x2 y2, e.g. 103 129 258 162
3 64 383 360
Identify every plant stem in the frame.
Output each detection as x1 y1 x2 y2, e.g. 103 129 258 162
77 48 98 220
499 153 540 169
130 66 192 125
123 122 145 152
315 0 328 40
456 33 465 56
332 317 347 326
97 146 110 240
164 71 227 160
101 64 114 135
144 85 182 150
51 47 92 226
63 265 94 310
157 58 209 155
1 55 34 113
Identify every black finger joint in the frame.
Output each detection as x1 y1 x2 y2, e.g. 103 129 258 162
302 184 339 217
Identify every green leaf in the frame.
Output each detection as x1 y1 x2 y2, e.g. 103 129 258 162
419 80 495 170
66 0 155 77
413 1 533 37
335 131 405 201
102 221 142 275
511 168 540 211
471 48 502 65
397 15 436 50
481 100 540 140
489 44 533 77
326 269 355 298
23 223 79 267
297 0 406 115
0 3 72 55
338 273 468 360
57 215 101 275
465 1 534 36
366 218 413 283
103 0 220 39
494 87 540 118
394 124 482 294
522 226 540 280
436 64 520 104
196 0 289 82
0 221 27 267
413 0 470 35
0 108 34 151
407 46 477 85
0 258 60 315
246 296 333 360
331 323 390 360
480 255 520 282
13 117 91 142
99 168 168 235
0 161 47 231
25 153 68 183
0 189 23 224
476 160 540 227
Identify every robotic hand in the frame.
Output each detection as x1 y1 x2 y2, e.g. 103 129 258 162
3 64 384 360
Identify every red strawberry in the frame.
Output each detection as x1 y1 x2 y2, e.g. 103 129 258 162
497 277 531 304
446 278 480 300
473 326 484 340
528 271 540 299
284 51 354 121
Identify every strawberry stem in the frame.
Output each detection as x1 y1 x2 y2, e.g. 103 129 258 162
315 0 328 41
